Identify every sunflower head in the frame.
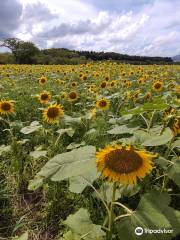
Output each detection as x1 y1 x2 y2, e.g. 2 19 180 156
96 98 110 111
163 107 177 121
171 118 180 136
176 85 180 96
96 145 155 185
153 80 163 91
0 100 14 115
110 80 117 88
144 91 152 101
82 75 87 81
68 91 78 102
39 76 47 85
100 81 107 89
38 91 51 104
105 75 110 81
71 82 77 88
43 103 64 124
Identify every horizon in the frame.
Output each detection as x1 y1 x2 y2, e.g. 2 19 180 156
1 0 180 57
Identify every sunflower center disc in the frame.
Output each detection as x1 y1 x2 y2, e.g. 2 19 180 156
1 103 11 111
105 149 143 174
41 94 49 100
155 83 161 89
69 92 77 99
47 107 59 118
99 100 107 107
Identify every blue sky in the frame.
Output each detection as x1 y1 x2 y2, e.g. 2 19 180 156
0 0 180 56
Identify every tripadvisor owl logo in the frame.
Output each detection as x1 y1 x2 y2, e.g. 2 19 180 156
135 227 144 236
134 227 173 236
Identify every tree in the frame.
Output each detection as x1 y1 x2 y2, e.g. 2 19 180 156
0 38 39 64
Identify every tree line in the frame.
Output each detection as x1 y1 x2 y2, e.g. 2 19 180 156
0 38 174 65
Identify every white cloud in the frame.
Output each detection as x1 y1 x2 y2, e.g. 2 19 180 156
2 0 180 56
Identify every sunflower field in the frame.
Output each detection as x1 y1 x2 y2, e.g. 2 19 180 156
0 62 180 240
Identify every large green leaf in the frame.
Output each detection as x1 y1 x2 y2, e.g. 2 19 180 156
95 182 121 203
28 176 44 191
142 128 173 146
20 121 42 134
30 150 47 159
118 191 180 240
69 170 99 194
56 128 75 137
0 144 11 156
13 232 28 240
107 125 139 135
167 158 180 187
172 139 180 149
63 208 105 240
122 98 167 115
36 146 96 182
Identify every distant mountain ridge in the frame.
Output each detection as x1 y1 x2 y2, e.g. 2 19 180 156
172 55 180 62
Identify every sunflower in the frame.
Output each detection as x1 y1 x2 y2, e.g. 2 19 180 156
100 81 107 89
105 75 110 81
144 91 152 101
110 80 117 88
138 77 145 85
96 98 110 111
60 92 67 100
39 76 47 85
176 85 180 96
71 82 77 88
171 118 180 136
153 80 163 91
163 107 176 121
90 108 96 119
82 75 87 81
0 100 14 115
38 91 51 104
68 91 78 102
96 145 155 185
43 103 64 124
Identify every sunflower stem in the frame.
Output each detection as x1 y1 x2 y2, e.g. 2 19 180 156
107 182 116 240
147 110 156 133
81 176 110 222
112 201 133 214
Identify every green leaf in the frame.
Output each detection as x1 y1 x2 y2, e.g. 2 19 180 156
155 157 169 170
122 98 167 115
30 150 47 159
20 121 42 134
172 139 180 149
118 184 141 198
13 231 28 240
56 128 75 137
142 128 173 146
97 182 121 203
63 208 105 240
36 146 96 182
0 145 11 156
28 176 44 191
109 114 133 124
69 170 99 193
167 158 180 187
66 141 86 150
107 125 139 135
61 231 78 240
133 130 150 144
118 191 180 240
64 115 82 124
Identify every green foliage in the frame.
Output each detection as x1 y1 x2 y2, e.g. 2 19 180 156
118 191 180 240
62 208 105 240
142 128 174 146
